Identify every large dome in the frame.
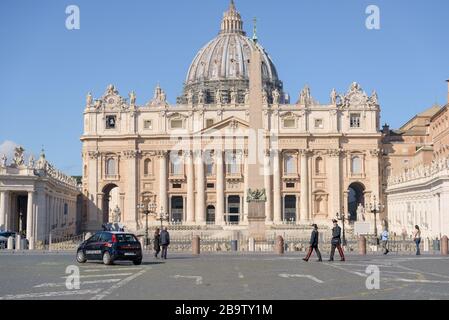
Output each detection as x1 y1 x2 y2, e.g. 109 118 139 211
178 0 283 105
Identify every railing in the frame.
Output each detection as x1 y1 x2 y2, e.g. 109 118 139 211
48 233 85 251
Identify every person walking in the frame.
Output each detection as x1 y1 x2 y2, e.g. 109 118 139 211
303 224 322 262
381 228 389 255
329 219 345 261
160 226 170 259
413 225 421 256
153 228 161 258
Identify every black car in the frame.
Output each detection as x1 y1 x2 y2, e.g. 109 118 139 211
76 231 142 265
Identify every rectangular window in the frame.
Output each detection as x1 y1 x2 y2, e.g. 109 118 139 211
106 115 117 129
206 119 214 128
283 119 296 128
170 119 183 129
286 182 295 188
350 113 361 128
207 183 215 189
144 120 152 130
314 119 324 129
172 183 182 189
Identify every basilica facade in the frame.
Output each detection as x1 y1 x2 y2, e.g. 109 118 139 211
81 1 383 234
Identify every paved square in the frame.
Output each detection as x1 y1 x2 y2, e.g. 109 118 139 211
1 252 449 300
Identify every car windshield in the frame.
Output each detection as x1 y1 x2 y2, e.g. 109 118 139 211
116 234 138 243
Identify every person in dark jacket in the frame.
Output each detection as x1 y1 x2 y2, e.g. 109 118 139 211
153 228 161 258
160 227 170 259
303 224 322 262
329 219 345 261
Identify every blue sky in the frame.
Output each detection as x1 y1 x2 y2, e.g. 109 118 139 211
0 0 448 176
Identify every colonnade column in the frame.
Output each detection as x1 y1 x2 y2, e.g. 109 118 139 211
0 191 5 229
158 151 168 217
300 149 310 222
195 151 206 224
186 151 195 223
264 150 273 223
215 150 225 225
273 150 282 223
26 191 34 240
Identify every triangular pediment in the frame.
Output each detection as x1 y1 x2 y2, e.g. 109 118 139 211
195 116 250 136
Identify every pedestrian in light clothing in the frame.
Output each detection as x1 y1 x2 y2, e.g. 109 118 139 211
381 228 389 255
160 227 170 259
153 228 161 259
303 224 322 262
413 225 421 256
329 219 345 262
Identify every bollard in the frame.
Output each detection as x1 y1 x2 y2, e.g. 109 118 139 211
7 236 14 250
192 235 200 255
276 235 284 255
248 237 255 252
15 234 22 250
28 236 35 250
441 236 448 255
358 236 367 255
21 238 28 250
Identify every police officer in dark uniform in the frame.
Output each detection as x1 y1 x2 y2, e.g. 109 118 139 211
303 224 322 262
329 219 345 261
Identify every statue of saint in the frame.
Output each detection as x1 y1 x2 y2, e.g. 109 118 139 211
129 91 136 105
357 203 365 222
13 146 25 167
0 154 6 167
112 205 121 223
160 90 166 103
198 90 205 104
262 90 268 104
244 89 250 104
272 89 280 104
215 89 222 105
230 88 237 104
86 92 93 107
28 155 35 168
330 88 337 105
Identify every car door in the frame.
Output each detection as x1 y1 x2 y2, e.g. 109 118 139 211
84 233 100 259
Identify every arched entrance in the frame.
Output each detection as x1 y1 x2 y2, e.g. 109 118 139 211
347 182 365 222
102 184 119 224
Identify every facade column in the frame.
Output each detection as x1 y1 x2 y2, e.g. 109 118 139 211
215 150 225 225
26 191 34 241
300 149 310 222
328 149 342 218
158 151 168 217
0 191 5 229
124 150 138 229
186 151 195 223
273 150 282 223
87 151 99 228
195 151 206 224
4 191 10 230
243 150 249 223
264 150 273 223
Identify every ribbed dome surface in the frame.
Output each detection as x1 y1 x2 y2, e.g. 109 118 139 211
185 34 279 86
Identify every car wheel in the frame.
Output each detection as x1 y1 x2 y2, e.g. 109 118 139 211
76 250 87 263
102 252 114 265
133 259 142 265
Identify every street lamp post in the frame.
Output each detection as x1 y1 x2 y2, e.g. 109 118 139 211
156 206 169 229
368 195 384 244
137 202 157 248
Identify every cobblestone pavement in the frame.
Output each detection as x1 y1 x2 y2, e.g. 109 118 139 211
1 252 449 300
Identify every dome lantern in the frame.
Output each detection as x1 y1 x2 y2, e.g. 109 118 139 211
220 0 245 35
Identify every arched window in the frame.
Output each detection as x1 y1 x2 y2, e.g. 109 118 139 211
170 152 183 175
315 157 324 175
106 158 116 176
144 159 152 176
351 156 362 174
284 154 296 175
